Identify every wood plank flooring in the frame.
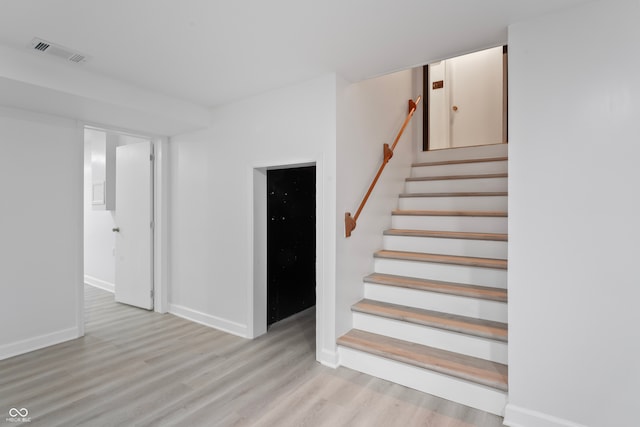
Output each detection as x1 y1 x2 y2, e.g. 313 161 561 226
374 250 508 270
383 229 508 242
352 300 508 342
0 286 505 426
405 174 508 182
411 157 508 168
392 210 508 217
398 193 508 198
337 330 508 392
364 273 508 302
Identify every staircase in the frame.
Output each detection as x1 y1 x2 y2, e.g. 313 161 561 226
337 143 508 416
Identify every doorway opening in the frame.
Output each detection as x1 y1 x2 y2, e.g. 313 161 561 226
267 166 316 326
83 126 168 321
423 46 508 150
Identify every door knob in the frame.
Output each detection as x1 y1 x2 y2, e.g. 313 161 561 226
452 105 459 112
112 227 120 232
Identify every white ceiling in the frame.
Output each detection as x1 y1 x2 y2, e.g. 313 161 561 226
0 0 590 110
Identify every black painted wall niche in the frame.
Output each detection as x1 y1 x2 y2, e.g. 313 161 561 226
267 166 316 326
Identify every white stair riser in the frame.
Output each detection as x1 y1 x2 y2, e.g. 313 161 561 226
405 177 507 193
398 196 508 212
398 195 508 211
353 313 508 364
383 235 507 259
364 283 507 323
374 258 507 288
339 346 507 416
414 143 508 164
410 160 508 178
392 215 507 233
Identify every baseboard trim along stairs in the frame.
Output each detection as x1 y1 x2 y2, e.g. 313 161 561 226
338 143 509 416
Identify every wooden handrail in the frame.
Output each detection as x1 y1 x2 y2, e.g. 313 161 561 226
345 96 421 237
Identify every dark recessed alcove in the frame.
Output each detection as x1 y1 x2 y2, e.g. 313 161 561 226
267 166 316 326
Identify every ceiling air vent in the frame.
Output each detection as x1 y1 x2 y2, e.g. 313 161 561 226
30 37 88 64
34 41 50 51
68 53 86 63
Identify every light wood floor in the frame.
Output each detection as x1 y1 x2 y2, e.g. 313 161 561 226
0 286 505 426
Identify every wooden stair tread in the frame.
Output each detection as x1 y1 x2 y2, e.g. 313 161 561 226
337 329 508 391
406 173 507 182
399 191 507 198
412 156 508 168
384 229 508 241
392 209 507 217
364 273 507 302
374 250 507 270
353 299 507 342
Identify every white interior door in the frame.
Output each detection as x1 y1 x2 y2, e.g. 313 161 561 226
114 141 153 310
448 46 504 147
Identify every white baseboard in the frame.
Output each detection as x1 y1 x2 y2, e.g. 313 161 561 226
318 348 339 368
0 327 80 361
504 404 587 427
168 303 247 338
84 275 115 293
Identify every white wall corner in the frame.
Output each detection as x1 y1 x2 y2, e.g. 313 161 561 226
0 327 80 361
74 121 85 339
504 404 588 427
84 274 115 293
168 303 249 338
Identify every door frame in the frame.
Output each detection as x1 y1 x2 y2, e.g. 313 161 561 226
422 45 508 151
250 160 318 339
80 123 169 331
422 64 430 151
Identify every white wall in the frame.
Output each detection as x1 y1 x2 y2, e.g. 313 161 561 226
169 70 422 365
169 74 337 363
335 69 421 341
0 107 83 360
506 1 640 426
83 129 116 291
